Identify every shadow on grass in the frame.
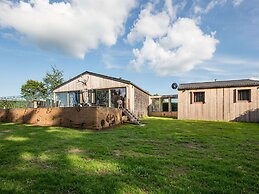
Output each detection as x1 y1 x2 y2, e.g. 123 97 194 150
0 119 259 193
0 123 176 193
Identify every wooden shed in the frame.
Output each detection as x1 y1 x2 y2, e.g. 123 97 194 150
53 71 150 118
178 79 259 122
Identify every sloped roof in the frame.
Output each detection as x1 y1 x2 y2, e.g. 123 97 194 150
178 79 259 90
53 71 150 95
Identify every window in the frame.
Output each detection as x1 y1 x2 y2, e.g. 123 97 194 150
85 89 96 105
68 91 80 107
56 91 80 107
96 90 109 107
56 92 68 107
194 92 205 103
162 98 169 112
170 98 178 111
233 89 237 103
238 90 251 101
111 88 126 108
151 98 159 112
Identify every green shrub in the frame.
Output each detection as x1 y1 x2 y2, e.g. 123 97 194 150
0 100 28 109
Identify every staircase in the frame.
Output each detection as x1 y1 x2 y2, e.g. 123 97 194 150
122 108 142 125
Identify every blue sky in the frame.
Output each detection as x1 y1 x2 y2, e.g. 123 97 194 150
0 0 258 96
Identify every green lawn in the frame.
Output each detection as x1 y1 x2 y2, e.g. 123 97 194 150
0 117 258 193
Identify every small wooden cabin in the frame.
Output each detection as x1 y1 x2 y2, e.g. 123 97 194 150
178 79 259 122
53 71 150 118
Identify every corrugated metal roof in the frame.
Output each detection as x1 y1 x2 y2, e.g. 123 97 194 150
178 79 259 90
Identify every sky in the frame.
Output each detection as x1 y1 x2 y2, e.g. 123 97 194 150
0 0 259 96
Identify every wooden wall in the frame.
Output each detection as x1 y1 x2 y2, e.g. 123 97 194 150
178 86 259 122
149 111 177 118
0 107 122 130
127 85 135 113
133 87 150 118
53 73 129 92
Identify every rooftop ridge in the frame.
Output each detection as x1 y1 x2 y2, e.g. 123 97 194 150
178 79 259 90
180 79 255 85
53 70 150 95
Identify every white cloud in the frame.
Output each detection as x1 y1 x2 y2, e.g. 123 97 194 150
165 0 175 20
126 3 170 44
1 32 21 42
127 0 189 45
250 76 259 80
129 3 218 76
194 0 244 15
211 56 259 66
105 62 123 70
195 55 259 79
0 0 136 59
233 0 244 7
194 0 227 15
165 0 187 21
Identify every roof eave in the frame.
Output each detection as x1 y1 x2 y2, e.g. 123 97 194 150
178 84 259 90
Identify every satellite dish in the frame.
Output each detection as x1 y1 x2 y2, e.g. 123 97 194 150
171 83 178 90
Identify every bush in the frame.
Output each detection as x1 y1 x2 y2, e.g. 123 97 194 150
0 100 28 109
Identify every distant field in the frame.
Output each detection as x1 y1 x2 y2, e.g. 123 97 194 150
0 117 258 193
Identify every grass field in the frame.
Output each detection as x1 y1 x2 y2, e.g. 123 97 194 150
0 117 258 193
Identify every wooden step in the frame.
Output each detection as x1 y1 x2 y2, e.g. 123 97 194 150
122 108 142 125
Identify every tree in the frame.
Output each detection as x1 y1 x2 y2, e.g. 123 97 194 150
43 66 64 98
21 80 47 101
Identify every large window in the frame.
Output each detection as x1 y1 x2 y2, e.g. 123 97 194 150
194 92 205 103
68 91 80 107
151 98 159 112
56 91 80 107
56 93 68 107
81 90 96 106
162 98 169 112
111 88 126 108
238 90 251 101
96 90 109 107
170 98 178 111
